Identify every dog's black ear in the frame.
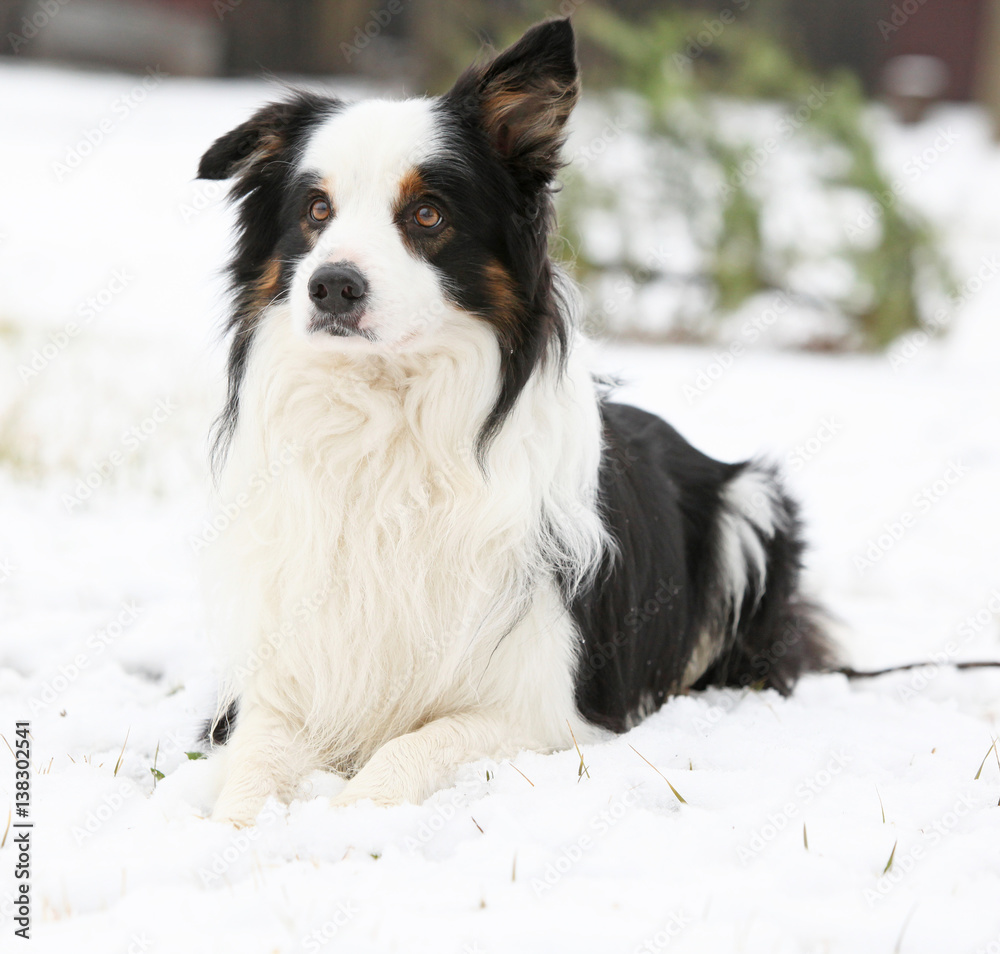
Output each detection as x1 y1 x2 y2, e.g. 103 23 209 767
446 18 579 185
198 95 332 180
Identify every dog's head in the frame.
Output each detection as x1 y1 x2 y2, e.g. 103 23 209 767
200 19 579 458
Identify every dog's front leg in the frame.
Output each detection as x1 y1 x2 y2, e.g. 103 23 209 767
211 703 315 826
331 712 511 808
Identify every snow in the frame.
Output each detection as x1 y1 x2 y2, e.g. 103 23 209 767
1 62 999 953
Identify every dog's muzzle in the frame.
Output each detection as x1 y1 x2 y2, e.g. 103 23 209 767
307 261 368 334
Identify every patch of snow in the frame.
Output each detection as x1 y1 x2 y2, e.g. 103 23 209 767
0 62 998 954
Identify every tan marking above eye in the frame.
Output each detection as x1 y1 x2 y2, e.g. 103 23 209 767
307 196 331 224
413 204 443 229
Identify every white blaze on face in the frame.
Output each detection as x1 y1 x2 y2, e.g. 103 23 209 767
290 98 454 349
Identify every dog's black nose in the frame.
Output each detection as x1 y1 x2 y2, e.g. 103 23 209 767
308 263 368 318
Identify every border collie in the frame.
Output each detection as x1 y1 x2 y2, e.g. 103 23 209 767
198 18 830 825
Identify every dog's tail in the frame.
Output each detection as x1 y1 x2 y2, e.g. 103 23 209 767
692 460 837 694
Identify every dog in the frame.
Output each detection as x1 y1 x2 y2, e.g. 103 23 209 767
197 18 831 826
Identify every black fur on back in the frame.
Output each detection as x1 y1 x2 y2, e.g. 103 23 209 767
570 403 833 733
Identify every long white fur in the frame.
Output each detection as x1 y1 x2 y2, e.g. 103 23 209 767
206 98 778 824
208 305 611 821
718 464 785 627
679 465 786 687
681 462 787 688
206 100 615 823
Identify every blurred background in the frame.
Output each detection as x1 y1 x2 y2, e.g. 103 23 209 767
0 0 997 671
5 0 1000 347
3 9 999 946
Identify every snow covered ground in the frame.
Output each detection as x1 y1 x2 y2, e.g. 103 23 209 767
0 63 998 954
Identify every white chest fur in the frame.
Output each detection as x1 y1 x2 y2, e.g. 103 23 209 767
207 308 609 772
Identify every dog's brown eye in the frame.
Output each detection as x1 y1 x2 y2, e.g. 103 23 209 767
308 197 331 224
413 205 442 229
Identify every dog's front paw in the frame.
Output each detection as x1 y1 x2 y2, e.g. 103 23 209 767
211 791 267 827
210 808 257 828
330 779 406 809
